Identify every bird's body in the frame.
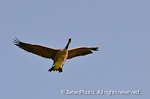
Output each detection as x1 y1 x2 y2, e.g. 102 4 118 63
13 38 101 73
53 48 68 70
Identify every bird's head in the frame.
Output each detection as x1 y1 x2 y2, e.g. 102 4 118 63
68 38 71 43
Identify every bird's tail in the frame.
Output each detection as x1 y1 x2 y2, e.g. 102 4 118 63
48 67 62 73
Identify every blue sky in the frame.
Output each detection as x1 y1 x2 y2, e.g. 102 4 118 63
0 0 150 99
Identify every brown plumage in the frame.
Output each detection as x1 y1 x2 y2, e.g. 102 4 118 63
13 38 101 73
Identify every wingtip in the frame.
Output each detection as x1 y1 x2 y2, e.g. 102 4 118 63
92 43 101 51
13 37 20 45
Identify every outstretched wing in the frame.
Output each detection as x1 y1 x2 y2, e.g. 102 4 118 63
13 38 58 60
67 44 101 59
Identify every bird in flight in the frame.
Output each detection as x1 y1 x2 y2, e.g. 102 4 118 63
13 38 101 73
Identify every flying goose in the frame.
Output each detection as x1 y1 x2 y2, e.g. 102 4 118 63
13 38 101 73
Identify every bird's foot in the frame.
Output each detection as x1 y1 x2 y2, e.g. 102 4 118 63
58 67 63 73
48 67 54 72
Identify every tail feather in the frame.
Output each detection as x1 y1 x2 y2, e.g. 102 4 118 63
48 67 63 73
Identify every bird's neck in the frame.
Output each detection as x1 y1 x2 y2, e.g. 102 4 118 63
65 42 70 49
